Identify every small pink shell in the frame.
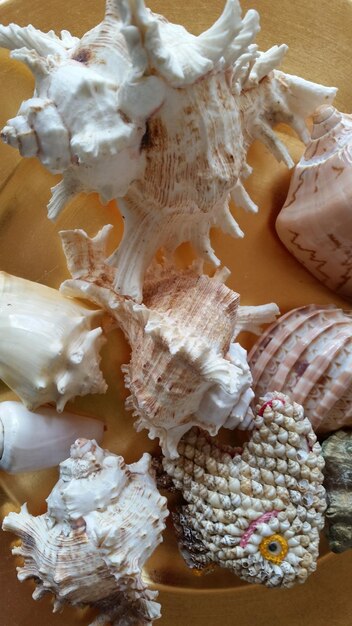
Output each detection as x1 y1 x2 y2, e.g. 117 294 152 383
248 305 352 433
276 105 352 300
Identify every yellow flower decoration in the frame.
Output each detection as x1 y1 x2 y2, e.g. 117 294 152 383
259 534 289 564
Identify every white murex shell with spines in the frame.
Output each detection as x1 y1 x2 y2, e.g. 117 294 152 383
0 271 107 411
0 0 336 300
2 438 169 626
59 224 279 458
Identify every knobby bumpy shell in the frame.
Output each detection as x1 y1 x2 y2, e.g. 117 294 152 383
276 106 352 300
163 392 326 588
59 224 279 458
0 272 107 411
2 439 168 626
322 430 352 553
248 305 352 433
0 0 336 300
0 401 104 473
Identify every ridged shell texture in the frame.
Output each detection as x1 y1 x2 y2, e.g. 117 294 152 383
163 392 326 588
249 305 352 433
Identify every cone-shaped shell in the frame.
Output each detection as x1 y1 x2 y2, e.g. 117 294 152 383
276 105 352 300
0 401 104 473
0 272 107 411
163 392 326 588
2 439 168 625
248 305 352 433
322 430 352 553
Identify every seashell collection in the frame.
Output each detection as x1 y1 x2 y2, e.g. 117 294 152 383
322 430 352 554
276 105 352 301
248 305 352 434
2 439 168 625
163 392 326 588
0 0 350 623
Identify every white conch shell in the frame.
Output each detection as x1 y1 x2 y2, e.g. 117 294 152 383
163 392 326 588
0 401 104 473
58 225 279 458
2 438 168 626
0 0 336 300
248 305 352 433
0 272 107 411
276 105 352 300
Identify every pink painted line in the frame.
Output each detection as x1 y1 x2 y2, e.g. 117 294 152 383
240 510 279 548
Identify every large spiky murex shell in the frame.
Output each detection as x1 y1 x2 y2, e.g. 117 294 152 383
59 224 279 458
2 438 169 626
0 0 336 300
162 392 326 588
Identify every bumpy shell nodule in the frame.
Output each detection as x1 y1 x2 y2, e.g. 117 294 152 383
0 401 104 474
0 0 336 300
0 271 107 411
2 439 168 626
276 105 352 300
163 392 326 588
59 225 279 458
248 305 352 433
322 430 352 553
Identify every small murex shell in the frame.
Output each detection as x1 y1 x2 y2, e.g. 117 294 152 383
0 0 336 300
163 391 326 588
0 271 107 411
0 401 104 473
276 105 352 300
248 305 352 433
322 430 352 553
2 438 168 626
59 225 279 458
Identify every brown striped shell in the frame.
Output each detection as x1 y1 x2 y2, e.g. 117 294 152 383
248 305 352 433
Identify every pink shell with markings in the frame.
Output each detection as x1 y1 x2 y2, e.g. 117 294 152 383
248 305 352 433
276 105 352 300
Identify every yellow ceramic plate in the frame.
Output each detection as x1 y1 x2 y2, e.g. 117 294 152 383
0 0 351 624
